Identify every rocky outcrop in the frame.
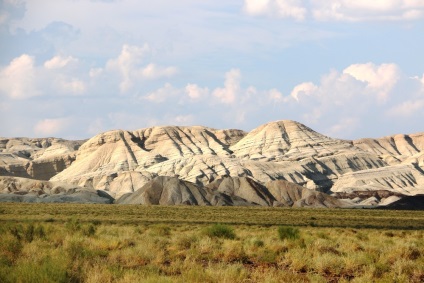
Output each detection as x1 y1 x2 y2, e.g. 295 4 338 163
116 176 211 205
117 175 344 207
354 133 424 165
205 176 275 206
0 137 84 180
383 195 424 210
0 176 113 203
1 120 423 206
330 164 424 195
266 179 344 208
51 120 398 195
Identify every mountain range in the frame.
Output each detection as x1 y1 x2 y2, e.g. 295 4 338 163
1 120 423 208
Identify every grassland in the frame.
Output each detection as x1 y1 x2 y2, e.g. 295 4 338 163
0 203 423 282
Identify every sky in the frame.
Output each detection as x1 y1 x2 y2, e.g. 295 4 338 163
0 0 423 140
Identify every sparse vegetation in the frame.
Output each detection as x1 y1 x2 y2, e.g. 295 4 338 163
0 203 423 282
277 226 300 240
203 223 236 239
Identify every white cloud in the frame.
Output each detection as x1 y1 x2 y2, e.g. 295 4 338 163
388 99 424 117
34 118 71 136
89 68 103 78
289 63 401 106
212 68 241 104
185 84 209 100
326 117 359 137
244 0 424 21
106 44 177 93
106 44 150 92
144 83 180 103
59 78 86 94
44 55 78 69
312 0 424 22
0 54 40 99
140 63 177 80
244 0 270 15
170 114 195 125
343 63 400 100
243 0 307 21
290 81 318 100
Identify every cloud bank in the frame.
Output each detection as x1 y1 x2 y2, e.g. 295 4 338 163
243 0 424 21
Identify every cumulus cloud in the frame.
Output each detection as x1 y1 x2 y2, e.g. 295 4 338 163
212 69 241 104
44 55 78 69
59 78 86 94
243 0 307 21
313 0 424 21
0 54 40 99
185 84 209 100
326 118 359 137
343 63 400 100
287 62 424 137
243 0 424 21
268 88 285 102
144 83 180 103
170 114 195 125
140 63 177 79
106 44 177 93
34 118 71 136
290 82 318 100
388 99 424 117
290 63 400 105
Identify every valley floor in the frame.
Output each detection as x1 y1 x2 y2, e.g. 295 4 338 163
0 204 423 282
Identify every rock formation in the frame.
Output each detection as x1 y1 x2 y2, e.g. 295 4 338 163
0 176 113 203
1 120 423 207
116 175 343 207
0 137 84 180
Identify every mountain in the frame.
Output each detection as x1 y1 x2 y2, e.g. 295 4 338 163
1 120 423 207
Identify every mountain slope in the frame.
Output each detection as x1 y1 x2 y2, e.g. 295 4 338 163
1 120 423 206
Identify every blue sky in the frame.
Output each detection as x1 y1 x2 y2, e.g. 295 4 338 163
1 0 423 140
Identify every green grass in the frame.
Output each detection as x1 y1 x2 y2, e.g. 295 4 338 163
0 203 423 282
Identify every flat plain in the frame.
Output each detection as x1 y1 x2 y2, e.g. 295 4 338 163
1 204 423 282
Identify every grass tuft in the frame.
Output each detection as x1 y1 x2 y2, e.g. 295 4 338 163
278 226 300 240
203 224 236 239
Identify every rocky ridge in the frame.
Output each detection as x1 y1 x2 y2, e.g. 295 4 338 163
1 120 423 207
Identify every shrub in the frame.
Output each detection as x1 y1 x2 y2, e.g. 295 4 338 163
82 224 96 237
65 218 81 232
203 224 236 239
278 226 300 241
35 225 46 239
150 224 171 237
252 238 265 248
24 224 35 243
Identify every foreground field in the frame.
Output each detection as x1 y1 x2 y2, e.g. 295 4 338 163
0 204 423 282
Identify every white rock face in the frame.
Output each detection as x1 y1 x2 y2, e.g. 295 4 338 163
354 133 424 165
2 120 424 201
0 137 83 180
330 164 424 195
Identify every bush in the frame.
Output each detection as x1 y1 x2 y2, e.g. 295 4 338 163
65 218 81 232
203 224 236 239
82 224 96 237
278 226 300 241
24 224 34 243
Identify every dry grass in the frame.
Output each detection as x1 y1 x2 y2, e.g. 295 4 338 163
0 204 423 282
